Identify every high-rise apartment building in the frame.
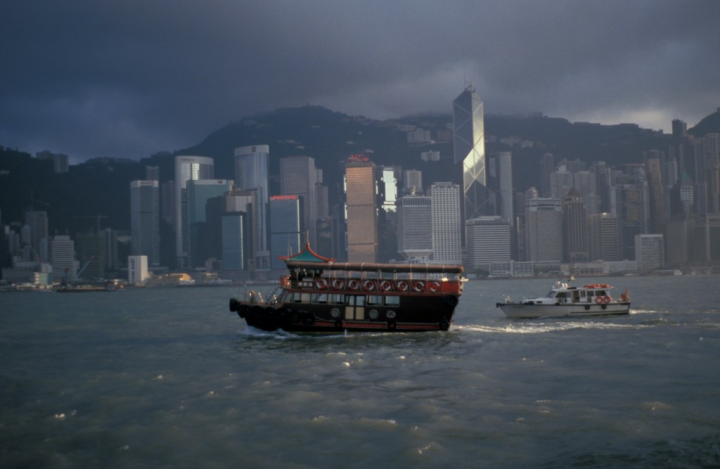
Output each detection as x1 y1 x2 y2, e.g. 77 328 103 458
345 155 377 262
235 145 270 270
613 164 649 260
130 180 160 267
453 85 489 223
466 216 511 271
525 198 563 262
396 195 433 261
430 182 462 264
174 155 214 267
269 195 304 270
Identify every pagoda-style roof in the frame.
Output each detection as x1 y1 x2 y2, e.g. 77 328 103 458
279 242 334 263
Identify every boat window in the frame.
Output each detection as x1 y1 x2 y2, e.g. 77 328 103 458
546 291 556 298
329 294 344 304
367 295 383 306
301 293 311 303
598 290 607 296
356 296 365 307
293 292 302 303
556 292 568 299
314 293 328 304
385 296 400 306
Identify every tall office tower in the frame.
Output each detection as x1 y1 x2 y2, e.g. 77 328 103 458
51 235 76 280
645 157 666 234
403 169 423 195
24 211 48 261
345 155 378 262
235 145 270 270
540 153 555 198
430 182 462 265
316 183 329 219
677 172 695 215
222 212 250 271
525 198 563 262
466 216 511 271
487 152 514 224
563 188 589 262
453 85 490 223
130 180 160 267
280 156 318 246
590 161 613 213
316 217 338 260
665 217 693 267
186 179 233 268
550 165 574 199
377 166 399 262
396 195 433 262
174 156 214 267
692 214 720 264
269 195 304 270
161 180 175 224
76 231 107 279
613 164 649 260
589 213 621 262
573 171 599 213
145 166 159 181
635 234 664 271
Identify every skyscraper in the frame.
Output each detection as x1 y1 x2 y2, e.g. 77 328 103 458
563 188 589 262
525 198 563 262
24 210 48 262
174 155 214 267
645 157 666 234
453 85 489 223
345 155 377 262
613 164 649 260
130 180 160 267
51 235 76 281
487 152 514 224
430 182 462 264
280 156 318 247
269 195 304 270
589 213 621 262
635 234 664 271
466 216 511 271
187 179 233 267
235 145 270 270
396 194 433 261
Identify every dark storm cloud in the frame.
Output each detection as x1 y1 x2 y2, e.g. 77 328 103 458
1 0 719 160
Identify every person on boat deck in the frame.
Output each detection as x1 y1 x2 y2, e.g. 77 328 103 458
573 291 580 302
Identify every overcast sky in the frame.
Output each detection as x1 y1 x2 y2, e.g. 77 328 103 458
2 0 719 161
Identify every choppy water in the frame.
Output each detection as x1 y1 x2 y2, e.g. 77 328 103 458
1 275 719 468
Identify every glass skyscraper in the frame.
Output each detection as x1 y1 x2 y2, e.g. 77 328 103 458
453 85 489 223
130 180 160 267
235 145 270 270
269 195 304 270
174 155 214 268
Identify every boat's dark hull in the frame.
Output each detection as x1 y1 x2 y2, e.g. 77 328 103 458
230 295 460 333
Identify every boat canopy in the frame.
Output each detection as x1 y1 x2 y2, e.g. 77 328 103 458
285 260 463 274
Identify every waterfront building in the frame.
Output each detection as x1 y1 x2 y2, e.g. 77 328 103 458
222 212 250 271
466 216 511 271
430 182 462 264
635 234 664 271
130 180 160 267
187 179 233 268
588 213 621 262
396 194 433 262
345 155 378 262
128 255 149 285
234 145 270 270
280 156 319 247
24 210 48 262
174 155 214 267
525 197 563 262
613 164 649 260
269 195 304 270
487 152 514 225
453 85 490 222
51 235 76 281
563 188 590 263
646 157 667 235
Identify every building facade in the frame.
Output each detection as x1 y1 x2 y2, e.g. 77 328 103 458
174 155 214 267
234 145 270 270
430 182 462 264
130 180 160 267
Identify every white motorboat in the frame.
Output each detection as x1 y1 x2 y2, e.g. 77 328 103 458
496 282 631 319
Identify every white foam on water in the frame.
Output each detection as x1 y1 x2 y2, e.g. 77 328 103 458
457 321 649 334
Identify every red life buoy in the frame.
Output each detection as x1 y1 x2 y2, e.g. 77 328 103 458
315 278 327 290
363 280 376 291
428 281 440 293
332 279 345 290
396 281 409 292
412 281 425 293
380 280 393 292
595 296 604 305
603 296 611 304
348 279 360 291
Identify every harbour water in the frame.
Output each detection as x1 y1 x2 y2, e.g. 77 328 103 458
1 275 719 468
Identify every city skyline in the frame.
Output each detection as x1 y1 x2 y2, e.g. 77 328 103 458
2 2 719 162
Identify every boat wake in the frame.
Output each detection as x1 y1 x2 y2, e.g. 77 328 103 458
456 321 649 334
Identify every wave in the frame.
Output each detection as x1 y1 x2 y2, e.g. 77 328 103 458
455 321 649 334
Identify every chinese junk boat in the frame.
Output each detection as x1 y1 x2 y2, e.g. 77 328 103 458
229 244 464 333
496 282 631 319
